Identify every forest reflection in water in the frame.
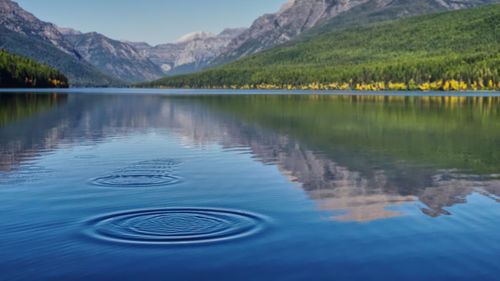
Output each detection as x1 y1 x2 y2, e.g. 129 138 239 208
1 92 499 222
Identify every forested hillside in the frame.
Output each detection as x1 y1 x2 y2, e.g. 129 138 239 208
139 4 500 91
0 26 125 87
209 0 499 68
0 49 68 88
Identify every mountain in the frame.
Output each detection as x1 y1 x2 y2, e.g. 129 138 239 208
129 28 246 76
137 3 500 91
210 0 371 66
303 0 500 37
63 32 166 83
0 0 163 83
55 27 81 36
0 48 68 88
0 0 124 87
0 0 76 56
0 0 244 84
210 0 500 67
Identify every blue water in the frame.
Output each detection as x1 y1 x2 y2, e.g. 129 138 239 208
1 90 499 281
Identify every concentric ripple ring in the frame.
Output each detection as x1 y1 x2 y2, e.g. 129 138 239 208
90 159 182 188
85 208 268 245
91 174 181 187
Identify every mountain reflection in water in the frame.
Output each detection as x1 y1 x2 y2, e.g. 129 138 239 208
1 92 499 222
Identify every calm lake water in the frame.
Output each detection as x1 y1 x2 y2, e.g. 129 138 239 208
1 89 500 280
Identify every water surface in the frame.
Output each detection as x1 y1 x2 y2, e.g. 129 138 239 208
1 90 500 280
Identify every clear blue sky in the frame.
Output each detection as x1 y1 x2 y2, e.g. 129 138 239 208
15 0 286 45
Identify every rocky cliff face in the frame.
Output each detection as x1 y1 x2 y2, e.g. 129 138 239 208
0 0 245 83
212 0 372 65
130 28 246 75
0 0 126 86
435 0 499 9
0 0 78 57
56 26 82 36
211 0 500 66
0 0 164 83
64 32 166 83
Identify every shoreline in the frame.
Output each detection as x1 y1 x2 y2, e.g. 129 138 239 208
1 88 500 97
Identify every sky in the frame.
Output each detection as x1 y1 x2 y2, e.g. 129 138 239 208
15 0 286 45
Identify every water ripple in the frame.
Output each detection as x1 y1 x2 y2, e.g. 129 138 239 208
91 174 180 187
0 165 54 185
85 208 267 245
74 154 98 160
90 159 181 188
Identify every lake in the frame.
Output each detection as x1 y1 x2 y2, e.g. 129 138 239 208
1 89 500 281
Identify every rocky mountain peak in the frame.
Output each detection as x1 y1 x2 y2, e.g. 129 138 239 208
0 0 77 57
0 0 38 25
130 28 247 76
212 0 371 64
210 0 500 66
174 31 217 44
278 0 297 14
56 26 82 36
63 31 166 82
218 27 248 39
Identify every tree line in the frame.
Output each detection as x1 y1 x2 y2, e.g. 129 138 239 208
137 3 500 91
0 49 68 88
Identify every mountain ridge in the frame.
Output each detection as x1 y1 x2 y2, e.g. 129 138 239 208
0 0 126 87
209 0 500 67
4 0 499 87
137 3 500 91
64 31 166 83
0 0 77 57
129 28 247 76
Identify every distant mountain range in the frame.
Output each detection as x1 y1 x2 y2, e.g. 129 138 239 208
1 0 499 87
0 0 247 85
0 0 124 86
140 2 500 91
62 31 165 83
128 28 246 76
